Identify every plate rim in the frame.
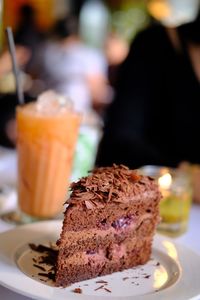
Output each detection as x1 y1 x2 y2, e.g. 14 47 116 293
0 220 200 300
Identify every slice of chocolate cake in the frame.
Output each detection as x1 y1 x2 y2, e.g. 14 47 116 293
56 164 161 287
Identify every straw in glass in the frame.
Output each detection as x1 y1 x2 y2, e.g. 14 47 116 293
5 26 24 105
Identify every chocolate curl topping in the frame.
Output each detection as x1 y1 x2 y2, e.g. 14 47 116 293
66 164 158 209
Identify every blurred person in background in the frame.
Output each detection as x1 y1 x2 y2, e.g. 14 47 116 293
0 47 31 148
38 15 110 115
14 4 45 78
96 0 200 172
0 46 30 80
105 32 129 89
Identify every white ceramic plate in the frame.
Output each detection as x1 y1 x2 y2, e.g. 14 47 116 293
0 220 200 300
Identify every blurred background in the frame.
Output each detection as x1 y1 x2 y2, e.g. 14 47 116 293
0 0 152 181
1 0 200 185
0 0 151 101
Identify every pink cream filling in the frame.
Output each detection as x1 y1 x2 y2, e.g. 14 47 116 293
62 214 154 266
98 213 152 233
65 244 127 266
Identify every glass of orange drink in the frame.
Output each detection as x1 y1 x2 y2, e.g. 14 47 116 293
16 91 81 221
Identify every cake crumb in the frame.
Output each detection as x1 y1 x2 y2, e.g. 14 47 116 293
122 277 129 281
72 288 82 294
144 275 151 279
156 262 160 266
132 282 139 286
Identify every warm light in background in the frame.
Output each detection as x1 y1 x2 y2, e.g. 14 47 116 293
147 0 171 20
147 0 200 26
3 0 56 32
0 0 3 51
158 173 172 190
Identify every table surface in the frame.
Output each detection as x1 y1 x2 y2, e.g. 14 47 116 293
0 204 199 300
0 148 200 299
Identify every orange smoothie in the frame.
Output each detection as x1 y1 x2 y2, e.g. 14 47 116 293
17 96 80 218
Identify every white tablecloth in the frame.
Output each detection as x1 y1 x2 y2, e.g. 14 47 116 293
0 204 200 300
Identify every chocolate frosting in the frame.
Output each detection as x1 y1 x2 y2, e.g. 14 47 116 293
66 164 161 210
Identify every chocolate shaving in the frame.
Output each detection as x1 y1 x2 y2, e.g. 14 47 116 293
96 280 108 284
144 275 151 279
85 200 95 209
38 272 55 280
93 192 103 200
108 186 113 201
91 199 105 208
33 264 46 271
29 243 58 282
39 254 57 266
94 285 105 291
29 244 58 255
104 288 111 293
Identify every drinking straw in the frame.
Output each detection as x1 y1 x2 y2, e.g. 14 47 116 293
5 27 24 105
